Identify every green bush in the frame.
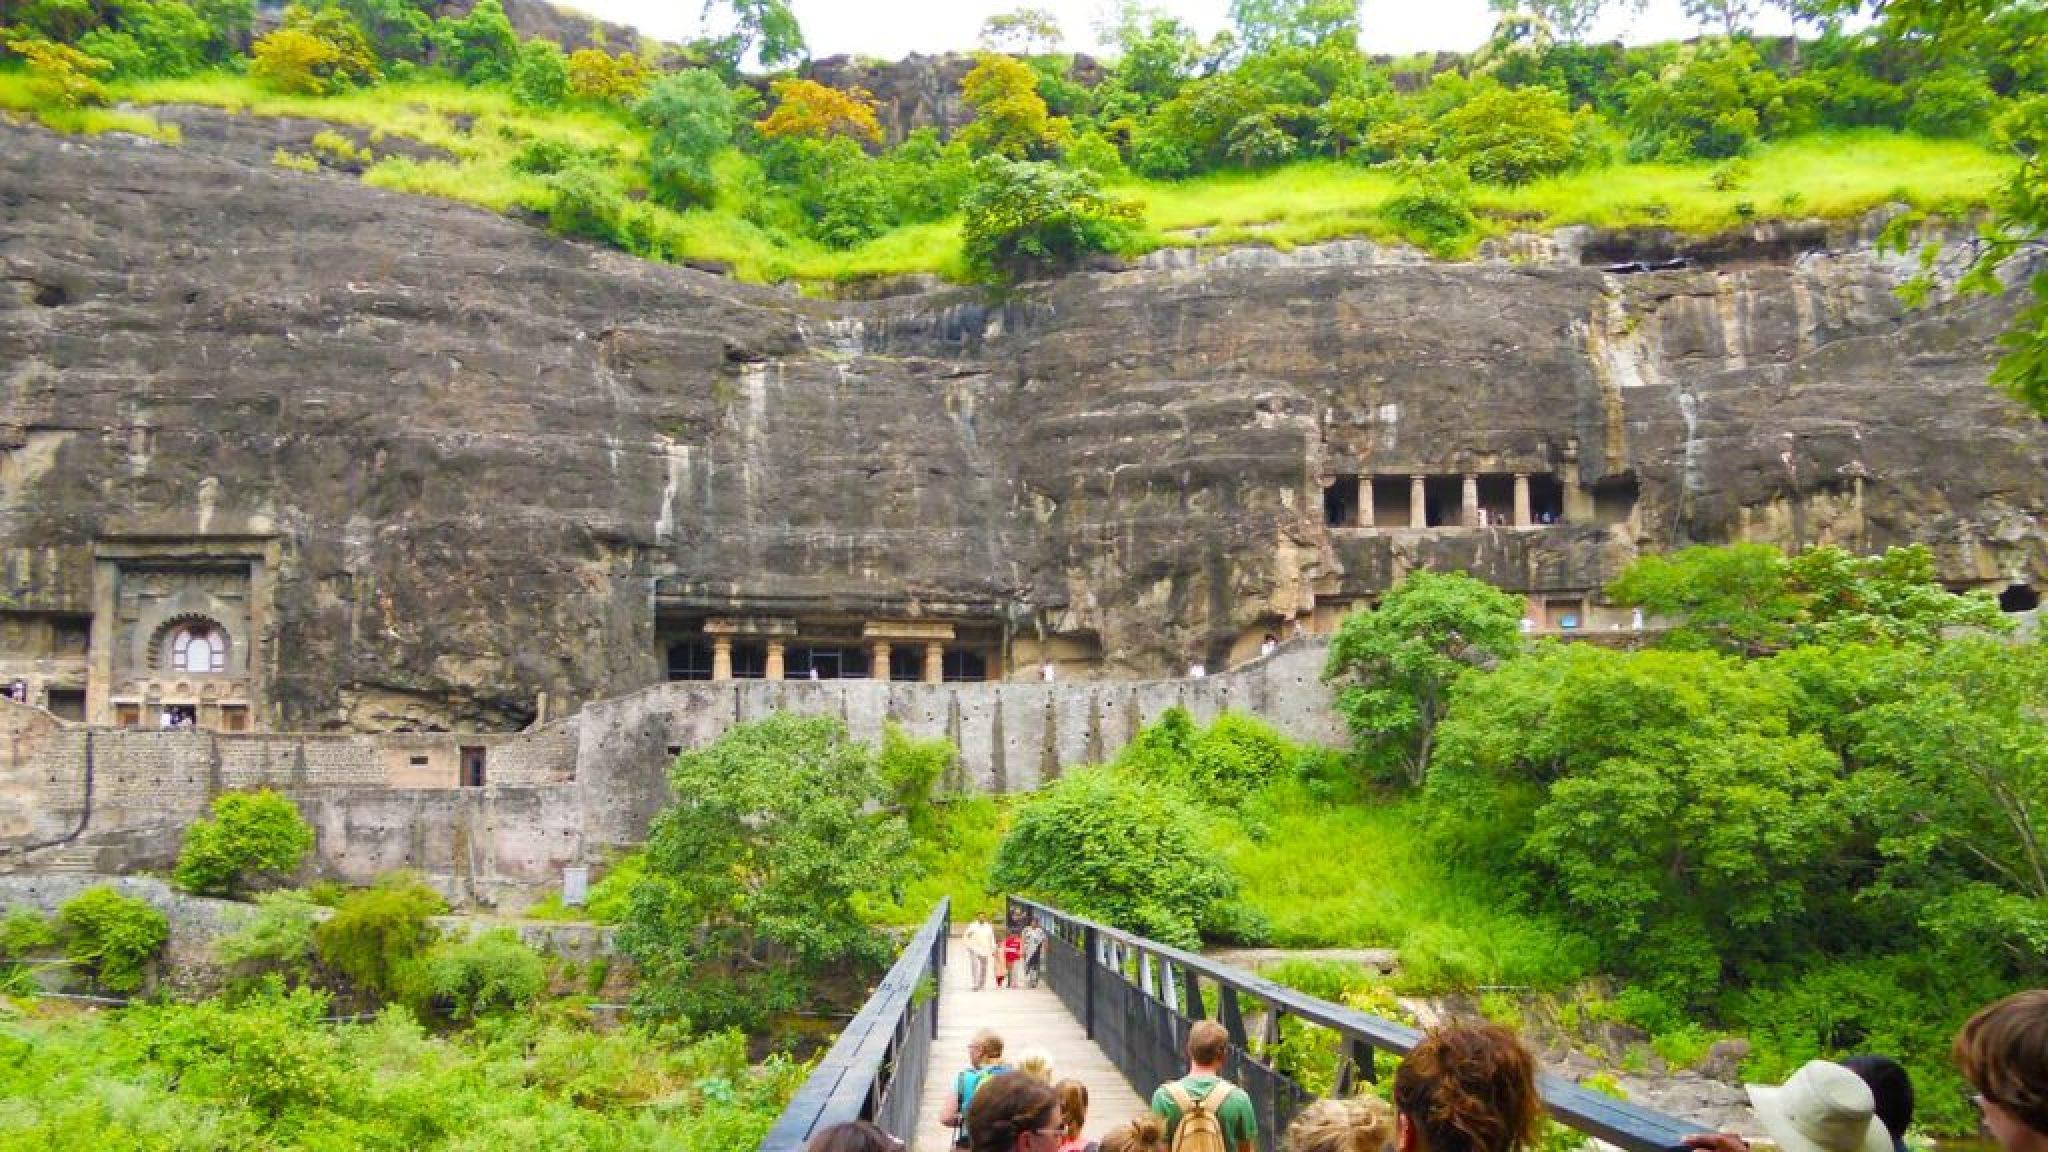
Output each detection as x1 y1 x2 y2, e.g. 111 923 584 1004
1380 165 1476 254
174 788 315 897
214 889 321 986
878 721 955 831
311 872 443 1000
1 906 59 958
1905 69 1998 138
511 37 569 107
402 927 545 1020
1432 80 1586 185
637 69 735 210
58 885 168 993
137 982 343 1124
990 766 1251 948
959 155 1140 281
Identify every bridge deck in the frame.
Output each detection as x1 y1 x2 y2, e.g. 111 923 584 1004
913 935 1151 1152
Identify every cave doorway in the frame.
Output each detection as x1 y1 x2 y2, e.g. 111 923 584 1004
2000 584 2039 613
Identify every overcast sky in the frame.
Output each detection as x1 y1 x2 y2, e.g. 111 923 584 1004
564 0 1808 60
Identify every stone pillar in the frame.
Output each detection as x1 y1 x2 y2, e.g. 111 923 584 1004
1462 474 1479 527
765 640 785 681
871 640 891 681
711 637 732 681
1410 475 1427 529
1357 476 1374 528
1513 473 1532 527
924 642 944 685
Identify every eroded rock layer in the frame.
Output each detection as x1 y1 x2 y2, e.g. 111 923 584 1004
3 117 2043 729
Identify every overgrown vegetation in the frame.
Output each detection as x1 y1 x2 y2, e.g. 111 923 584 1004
172 789 315 898
0 0 2035 288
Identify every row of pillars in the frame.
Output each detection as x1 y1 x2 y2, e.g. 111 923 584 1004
707 637 947 683
1351 472 1536 529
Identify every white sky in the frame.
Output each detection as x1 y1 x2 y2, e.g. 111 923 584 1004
563 0 1808 60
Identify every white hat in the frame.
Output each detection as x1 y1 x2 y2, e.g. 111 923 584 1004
1746 1061 1893 1152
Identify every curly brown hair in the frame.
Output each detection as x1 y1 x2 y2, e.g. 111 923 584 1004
1955 990 2048 1136
1392 1025 1543 1152
968 1071 1060 1152
1286 1096 1396 1152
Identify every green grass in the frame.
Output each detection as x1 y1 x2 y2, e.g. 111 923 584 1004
0 69 178 140
863 795 1010 927
9 65 2016 284
1220 780 1598 993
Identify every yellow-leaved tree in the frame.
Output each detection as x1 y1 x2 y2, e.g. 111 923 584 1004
755 77 882 144
958 52 1069 159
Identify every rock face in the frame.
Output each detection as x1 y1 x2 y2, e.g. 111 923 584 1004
2 116 2045 731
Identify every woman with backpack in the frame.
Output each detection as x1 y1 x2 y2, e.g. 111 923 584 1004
942 1031 1012 1148
1391 1024 1543 1152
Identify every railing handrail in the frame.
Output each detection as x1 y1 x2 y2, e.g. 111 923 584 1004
758 897 951 1152
1012 896 1709 1152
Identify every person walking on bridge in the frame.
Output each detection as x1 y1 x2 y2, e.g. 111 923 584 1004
1392 1023 1541 1152
965 913 996 990
1151 1020 1256 1152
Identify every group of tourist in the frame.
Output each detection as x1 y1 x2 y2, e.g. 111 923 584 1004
963 911 1047 992
798 988 2045 1152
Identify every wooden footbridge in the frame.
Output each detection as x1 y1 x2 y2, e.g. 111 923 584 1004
759 898 1710 1152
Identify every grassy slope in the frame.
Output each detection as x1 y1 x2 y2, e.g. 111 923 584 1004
6 66 2010 284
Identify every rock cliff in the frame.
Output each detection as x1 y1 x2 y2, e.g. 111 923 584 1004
2 115 2043 729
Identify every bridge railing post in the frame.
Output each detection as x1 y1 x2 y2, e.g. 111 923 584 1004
1083 924 1098 1038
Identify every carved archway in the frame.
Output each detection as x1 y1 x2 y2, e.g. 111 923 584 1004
150 614 231 674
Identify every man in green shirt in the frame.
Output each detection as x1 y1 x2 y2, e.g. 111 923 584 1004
1151 1020 1258 1152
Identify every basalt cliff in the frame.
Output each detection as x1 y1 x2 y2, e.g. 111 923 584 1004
3 111 2045 734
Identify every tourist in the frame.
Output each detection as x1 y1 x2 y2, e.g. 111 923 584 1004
965 913 996 990
1042 660 1056 682
1151 1019 1256 1152
1101 1117 1168 1152
1260 634 1278 659
966 1071 1062 1152
1021 920 1048 988
1841 1055 1914 1152
1000 929 1025 988
808 1122 903 1152
1015 1049 1056 1084
1680 1059 1891 1152
1054 1079 1092 1152
1392 1023 1541 1152
943 1031 1012 1148
1285 1097 1395 1152
1954 990 2048 1152
1189 662 1206 679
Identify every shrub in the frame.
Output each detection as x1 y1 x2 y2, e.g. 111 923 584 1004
512 38 570 107
959 155 1139 281
637 69 735 211
991 766 1246 947
7 38 112 108
879 721 954 830
140 983 342 1123
536 167 627 245
1381 164 1476 254
1905 69 1998 138
1433 81 1585 185
757 76 882 143
1 907 58 958
438 0 517 83
1064 130 1128 180
174 788 315 897
58 885 168 993
567 46 650 104
311 872 443 1000
213 889 321 986
249 6 377 96
959 51 1070 159
402 927 545 1020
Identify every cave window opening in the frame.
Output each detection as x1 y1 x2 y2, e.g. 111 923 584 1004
1370 476 1410 528
161 704 197 728
1324 476 1359 528
1424 476 1463 527
668 641 715 681
168 622 228 673
1547 598 1585 630
889 647 923 682
789 646 868 680
730 643 767 679
1476 475 1515 525
1530 474 1565 523
1592 475 1640 525
2000 584 2039 613
942 649 987 683
460 746 487 787
48 689 85 722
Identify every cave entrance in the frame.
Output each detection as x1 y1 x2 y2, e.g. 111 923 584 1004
1370 476 1411 528
2000 584 2039 613
1423 476 1463 527
1324 476 1360 528
460 746 487 788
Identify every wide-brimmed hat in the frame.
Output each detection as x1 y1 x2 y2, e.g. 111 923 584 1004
1746 1061 1893 1152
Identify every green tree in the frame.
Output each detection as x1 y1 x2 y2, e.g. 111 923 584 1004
1322 570 1525 786
311 872 443 1000
1490 0 1612 42
1432 79 1587 184
991 766 1247 947
512 37 570 107
1607 542 1802 653
617 714 906 1030
1096 3 1200 118
697 0 804 72
636 69 734 210
878 720 955 832
76 0 210 77
249 5 378 95
438 0 516 82
959 155 1140 281
1227 0 1358 52
402 927 546 1020
213 889 321 987
5 37 111 106
59 885 169 993
325 0 433 62
174 788 315 898
980 6 1062 54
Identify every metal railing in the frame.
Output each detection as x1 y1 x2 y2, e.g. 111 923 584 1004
759 898 950 1152
1012 897 1708 1152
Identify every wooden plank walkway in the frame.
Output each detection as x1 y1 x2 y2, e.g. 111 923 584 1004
912 935 1151 1152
